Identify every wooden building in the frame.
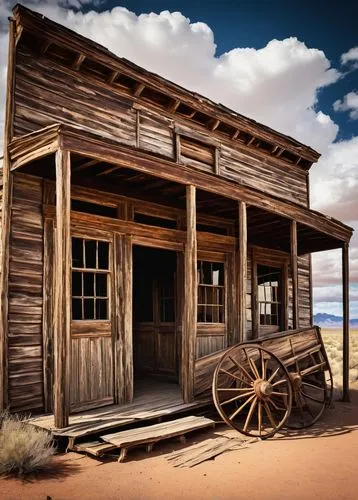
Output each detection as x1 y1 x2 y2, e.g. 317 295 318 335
0 5 353 429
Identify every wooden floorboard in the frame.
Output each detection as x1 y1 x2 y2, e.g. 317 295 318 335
27 382 211 438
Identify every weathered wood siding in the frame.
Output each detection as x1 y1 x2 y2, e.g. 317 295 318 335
70 336 113 411
13 43 309 208
298 254 312 327
220 146 308 206
14 47 137 145
8 174 44 412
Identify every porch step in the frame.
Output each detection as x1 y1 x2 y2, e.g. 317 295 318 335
101 415 215 462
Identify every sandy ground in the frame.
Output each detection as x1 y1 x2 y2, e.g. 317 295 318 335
1 387 358 500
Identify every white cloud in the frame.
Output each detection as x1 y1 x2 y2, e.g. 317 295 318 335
341 46 358 68
333 91 358 120
0 0 343 153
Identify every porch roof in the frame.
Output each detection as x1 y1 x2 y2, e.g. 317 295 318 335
8 123 353 251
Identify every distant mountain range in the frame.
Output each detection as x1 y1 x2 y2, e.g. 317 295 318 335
313 313 358 328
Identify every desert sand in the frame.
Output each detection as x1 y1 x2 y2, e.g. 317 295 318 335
1 387 358 500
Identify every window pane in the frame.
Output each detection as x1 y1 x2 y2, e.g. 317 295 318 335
72 298 82 320
257 264 282 327
98 241 109 270
72 238 83 268
84 298 95 319
84 272 94 296
72 271 82 296
96 299 108 320
85 240 97 269
96 273 108 297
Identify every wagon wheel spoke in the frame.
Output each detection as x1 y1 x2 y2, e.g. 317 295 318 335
267 398 286 412
258 400 262 436
301 381 325 392
220 390 255 406
217 387 255 392
271 391 289 397
243 397 258 432
268 366 280 383
219 368 251 386
248 357 261 380
228 356 255 383
264 401 277 429
271 379 287 388
261 353 267 380
301 391 324 405
229 394 256 420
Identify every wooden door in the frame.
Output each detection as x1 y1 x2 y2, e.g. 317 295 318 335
70 234 114 412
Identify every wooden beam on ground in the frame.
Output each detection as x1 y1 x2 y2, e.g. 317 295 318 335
0 19 15 412
182 185 197 403
238 201 247 343
53 149 71 428
290 220 299 329
342 243 350 402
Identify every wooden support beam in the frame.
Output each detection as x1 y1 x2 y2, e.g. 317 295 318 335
232 129 241 140
96 165 122 176
40 39 51 54
210 119 221 132
0 19 15 412
247 136 256 147
72 158 100 173
72 53 86 71
53 149 71 428
108 70 120 84
42 217 54 412
290 220 299 329
114 234 133 404
168 99 181 114
133 82 145 97
238 201 247 343
342 243 350 402
182 185 197 403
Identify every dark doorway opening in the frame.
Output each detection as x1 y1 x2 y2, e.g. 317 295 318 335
133 246 179 394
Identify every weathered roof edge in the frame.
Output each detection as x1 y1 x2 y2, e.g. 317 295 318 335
8 123 353 243
12 3 320 164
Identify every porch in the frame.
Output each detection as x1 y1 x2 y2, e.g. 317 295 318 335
1 124 353 428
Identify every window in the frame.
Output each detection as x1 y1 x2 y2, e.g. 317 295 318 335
197 261 225 323
72 237 110 320
257 264 282 327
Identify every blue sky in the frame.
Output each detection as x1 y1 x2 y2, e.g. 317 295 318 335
0 0 357 316
100 0 358 141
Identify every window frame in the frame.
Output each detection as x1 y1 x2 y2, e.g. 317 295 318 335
252 248 289 338
196 251 227 336
71 232 113 336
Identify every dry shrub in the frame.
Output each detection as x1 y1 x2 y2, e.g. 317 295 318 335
0 412 55 476
322 329 358 398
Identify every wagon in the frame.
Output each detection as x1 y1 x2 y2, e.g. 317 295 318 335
211 326 333 438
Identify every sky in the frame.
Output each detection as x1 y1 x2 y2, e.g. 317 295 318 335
0 0 357 317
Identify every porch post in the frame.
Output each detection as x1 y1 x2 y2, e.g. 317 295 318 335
342 243 350 402
238 201 247 343
0 18 15 412
290 220 299 329
54 149 71 428
182 185 197 402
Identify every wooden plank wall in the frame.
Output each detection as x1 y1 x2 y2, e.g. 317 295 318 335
70 336 113 411
8 174 44 412
298 254 312 327
13 45 308 208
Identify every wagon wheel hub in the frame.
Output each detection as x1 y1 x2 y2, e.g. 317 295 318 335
289 372 302 391
254 379 273 400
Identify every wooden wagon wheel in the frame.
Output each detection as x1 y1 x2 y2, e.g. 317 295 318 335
212 344 293 439
286 350 334 430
